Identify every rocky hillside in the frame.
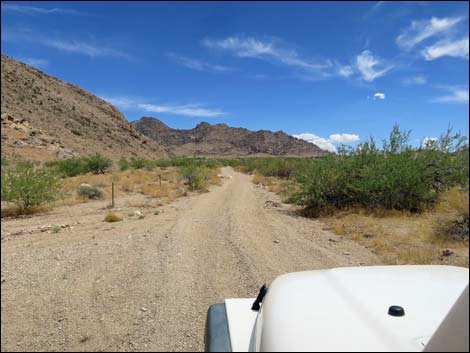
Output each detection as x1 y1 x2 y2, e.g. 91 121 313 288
1 54 169 161
132 117 327 157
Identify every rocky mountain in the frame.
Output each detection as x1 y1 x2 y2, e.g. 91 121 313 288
1 54 169 161
132 117 327 157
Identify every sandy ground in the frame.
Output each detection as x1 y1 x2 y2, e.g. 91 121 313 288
1 167 381 352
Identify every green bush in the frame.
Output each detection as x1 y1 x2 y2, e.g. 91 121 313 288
118 158 130 171
84 154 112 174
1 162 61 212
178 163 209 190
45 157 86 177
290 125 469 213
71 129 82 136
130 158 147 169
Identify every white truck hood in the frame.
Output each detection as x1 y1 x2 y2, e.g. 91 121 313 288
225 265 469 352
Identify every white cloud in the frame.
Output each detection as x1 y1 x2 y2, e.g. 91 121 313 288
431 87 469 104
293 132 360 152
422 38 469 60
402 75 427 85
329 133 360 143
41 39 130 59
293 133 337 152
356 50 393 82
202 35 331 73
166 53 233 73
18 57 48 69
422 137 438 145
137 103 225 117
1 3 87 15
396 16 464 50
101 96 226 117
373 92 386 100
337 65 354 78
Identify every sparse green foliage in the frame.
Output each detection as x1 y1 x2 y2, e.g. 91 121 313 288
45 154 112 176
178 163 209 190
84 154 112 174
1 162 61 212
45 157 86 177
118 158 130 171
71 129 82 136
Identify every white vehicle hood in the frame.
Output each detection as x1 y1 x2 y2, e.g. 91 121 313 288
226 265 468 352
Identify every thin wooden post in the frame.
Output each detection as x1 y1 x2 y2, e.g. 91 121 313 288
159 174 162 187
111 176 115 208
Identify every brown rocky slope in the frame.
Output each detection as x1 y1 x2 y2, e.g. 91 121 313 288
1 54 169 161
132 117 327 157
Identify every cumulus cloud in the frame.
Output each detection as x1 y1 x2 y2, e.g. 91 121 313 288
329 133 360 143
396 16 464 50
293 132 360 152
356 50 393 82
373 92 386 100
101 96 226 117
293 133 337 152
422 137 438 145
422 38 469 60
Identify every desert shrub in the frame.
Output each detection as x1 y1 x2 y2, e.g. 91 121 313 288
1 162 61 212
77 183 103 199
84 154 112 174
71 129 82 136
104 213 123 222
178 163 209 190
118 158 130 171
291 125 469 214
45 157 86 177
130 158 147 169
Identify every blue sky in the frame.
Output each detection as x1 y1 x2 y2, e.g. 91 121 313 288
1 1 469 151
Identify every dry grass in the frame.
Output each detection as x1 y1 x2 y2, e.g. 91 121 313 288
321 187 469 267
256 172 469 266
51 166 223 209
251 173 298 200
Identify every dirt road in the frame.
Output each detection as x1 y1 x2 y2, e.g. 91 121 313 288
1 167 381 352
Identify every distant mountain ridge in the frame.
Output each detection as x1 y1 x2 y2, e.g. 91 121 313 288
132 117 327 157
1 54 169 161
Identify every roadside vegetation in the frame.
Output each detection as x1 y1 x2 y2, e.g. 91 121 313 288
232 125 469 266
1 155 222 217
1 125 467 266
1 161 61 216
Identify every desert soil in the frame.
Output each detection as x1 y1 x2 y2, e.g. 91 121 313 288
1 167 381 352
